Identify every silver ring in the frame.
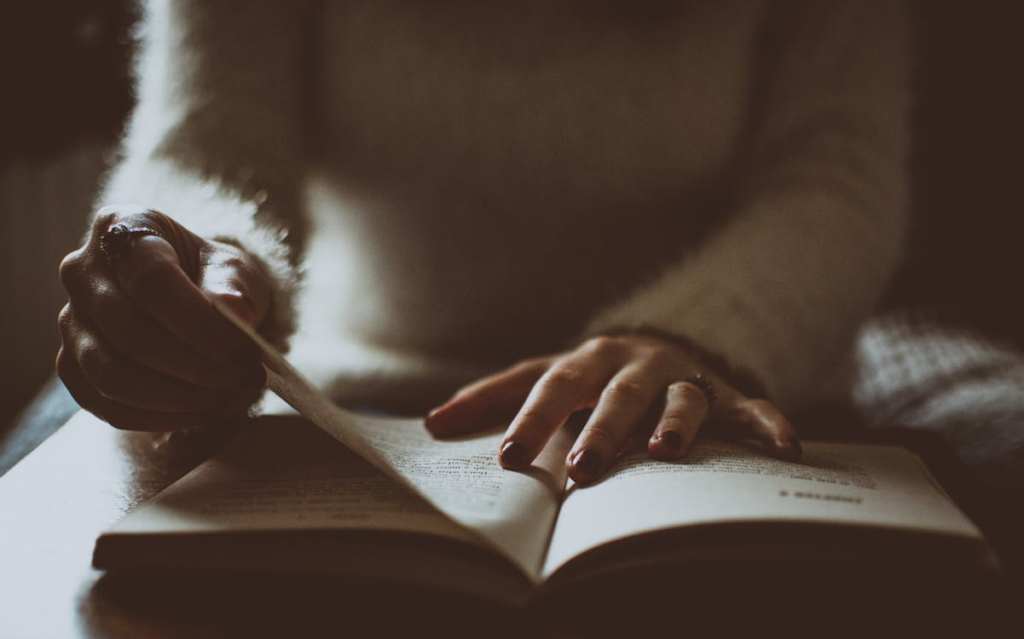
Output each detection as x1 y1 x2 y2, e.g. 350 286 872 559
99 223 162 265
680 374 717 410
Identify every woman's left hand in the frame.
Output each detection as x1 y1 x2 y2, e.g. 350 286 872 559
425 333 801 485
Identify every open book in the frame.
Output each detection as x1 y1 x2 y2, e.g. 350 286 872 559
92 306 998 606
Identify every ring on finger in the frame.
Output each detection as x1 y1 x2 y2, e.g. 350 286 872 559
679 373 717 410
99 223 162 266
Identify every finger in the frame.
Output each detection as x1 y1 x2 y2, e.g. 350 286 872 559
62 222 266 391
500 344 621 470
57 346 249 432
65 208 265 386
92 206 204 277
59 304 254 413
567 366 661 484
647 379 713 461
60 257 264 391
114 235 261 369
197 240 271 328
425 358 549 438
726 398 802 461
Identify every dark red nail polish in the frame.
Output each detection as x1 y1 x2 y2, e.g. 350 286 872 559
657 431 682 451
571 449 601 478
501 441 528 468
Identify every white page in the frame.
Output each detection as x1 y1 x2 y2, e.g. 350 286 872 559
337 410 572 578
214 301 571 578
106 415 478 544
543 439 983 578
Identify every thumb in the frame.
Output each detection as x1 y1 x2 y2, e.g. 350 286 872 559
197 242 270 330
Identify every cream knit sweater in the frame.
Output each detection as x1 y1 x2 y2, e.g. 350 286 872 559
99 0 912 412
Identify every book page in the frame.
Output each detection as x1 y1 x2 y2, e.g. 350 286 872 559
106 415 477 543
213 301 571 578
542 439 982 578
338 410 573 578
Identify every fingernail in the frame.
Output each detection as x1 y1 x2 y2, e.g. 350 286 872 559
500 441 529 469
424 404 450 434
570 449 601 479
783 436 803 459
654 430 682 451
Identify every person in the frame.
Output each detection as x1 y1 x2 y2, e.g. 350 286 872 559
56 0 911 485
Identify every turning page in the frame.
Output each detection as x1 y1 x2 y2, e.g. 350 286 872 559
331 410 572 577
542 439 983 578
102 414 477 544
214 301 572 578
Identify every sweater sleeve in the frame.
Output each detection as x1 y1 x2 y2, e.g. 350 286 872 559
97 0 312 351
583 1 913 411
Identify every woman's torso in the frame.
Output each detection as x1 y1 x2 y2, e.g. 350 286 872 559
291 0 767 402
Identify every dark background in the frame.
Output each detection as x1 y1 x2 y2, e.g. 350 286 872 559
0 0 1022 433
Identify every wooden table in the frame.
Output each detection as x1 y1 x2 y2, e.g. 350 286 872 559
2 384 1020 637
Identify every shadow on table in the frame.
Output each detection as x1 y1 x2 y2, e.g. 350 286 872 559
79 560 1014 638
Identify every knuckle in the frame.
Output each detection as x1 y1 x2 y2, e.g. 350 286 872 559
583 335 619 358
77 340 118 393
644 349 679 371
542 365 586 392
91 208 120 232
57 304 74 335
602 378 647 402
58 249 86 287
511 357 548 376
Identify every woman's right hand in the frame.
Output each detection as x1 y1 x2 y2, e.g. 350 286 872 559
57 206 271 431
